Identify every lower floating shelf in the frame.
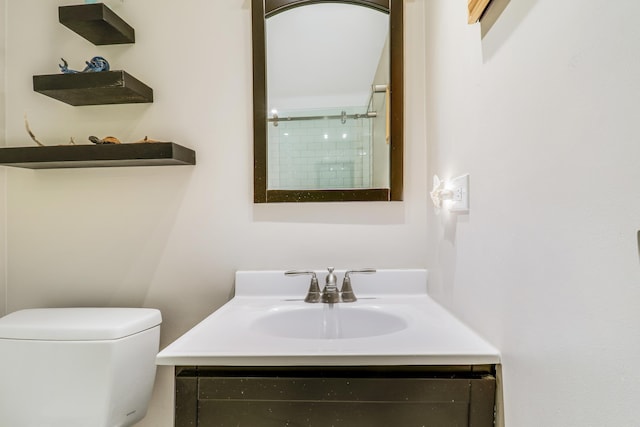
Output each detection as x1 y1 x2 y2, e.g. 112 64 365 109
0 143 196 169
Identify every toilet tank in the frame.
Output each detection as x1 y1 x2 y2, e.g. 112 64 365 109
0 308 162 427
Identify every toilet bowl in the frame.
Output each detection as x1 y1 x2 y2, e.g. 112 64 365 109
0 307 162 427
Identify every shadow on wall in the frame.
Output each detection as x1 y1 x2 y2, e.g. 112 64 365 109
481 0 539 61
431 208 471 305
6 167 193 311
253 202 406 225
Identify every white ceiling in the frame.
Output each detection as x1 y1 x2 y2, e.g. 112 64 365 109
266 3 389 112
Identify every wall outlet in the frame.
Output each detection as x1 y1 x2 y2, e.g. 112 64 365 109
448 174 469 212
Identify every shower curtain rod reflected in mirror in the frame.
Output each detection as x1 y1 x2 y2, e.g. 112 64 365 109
268 110 377 127
268 84 387 126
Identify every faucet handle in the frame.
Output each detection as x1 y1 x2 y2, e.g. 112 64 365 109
284 270 316 277
345 268 377 277
284 270 321 303
341 268 377 303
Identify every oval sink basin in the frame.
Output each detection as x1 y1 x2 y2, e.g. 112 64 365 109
252 305 407 339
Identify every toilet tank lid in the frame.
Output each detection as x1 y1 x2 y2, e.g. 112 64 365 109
0 308 162 341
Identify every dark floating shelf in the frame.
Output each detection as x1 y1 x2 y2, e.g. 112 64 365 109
0 143 195 169
59 3 135 45
33 71 153 106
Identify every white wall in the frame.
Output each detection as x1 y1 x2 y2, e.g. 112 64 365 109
3 1 427 425
424 1 640 426
0 0 6 318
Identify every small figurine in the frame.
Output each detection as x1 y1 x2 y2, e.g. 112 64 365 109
89 136 121 144
59 57 110 74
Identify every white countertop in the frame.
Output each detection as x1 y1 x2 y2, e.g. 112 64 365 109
156 269 500 366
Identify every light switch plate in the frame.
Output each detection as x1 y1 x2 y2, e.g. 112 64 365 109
448 174 469 212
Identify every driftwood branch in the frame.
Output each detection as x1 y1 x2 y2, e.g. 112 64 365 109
24 114 45 146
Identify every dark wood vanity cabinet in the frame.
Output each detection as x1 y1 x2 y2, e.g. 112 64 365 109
175 366 496 427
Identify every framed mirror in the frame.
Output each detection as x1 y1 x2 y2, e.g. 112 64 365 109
253 0 403 203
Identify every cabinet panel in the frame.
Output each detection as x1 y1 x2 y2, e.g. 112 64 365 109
198 400 470 427
469 376 497 427
199 377 470 402
175 366 496 427
175 376 198 426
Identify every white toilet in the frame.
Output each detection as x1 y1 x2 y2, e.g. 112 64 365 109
0 307 162 427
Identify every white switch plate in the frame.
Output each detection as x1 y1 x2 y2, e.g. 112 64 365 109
448 174 469 212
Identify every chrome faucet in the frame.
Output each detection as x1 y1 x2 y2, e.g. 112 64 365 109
285 268 377 303
321 267 340 303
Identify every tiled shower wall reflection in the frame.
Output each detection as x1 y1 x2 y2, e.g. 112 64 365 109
268 108 372 190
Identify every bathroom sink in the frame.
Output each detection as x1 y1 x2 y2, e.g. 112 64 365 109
156 269 501 366
251 305 407 339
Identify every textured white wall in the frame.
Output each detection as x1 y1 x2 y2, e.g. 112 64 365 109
3 1 427 425
424 1 640 426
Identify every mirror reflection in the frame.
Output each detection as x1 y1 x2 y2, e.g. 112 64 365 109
253 0 403 203
266 4 390 191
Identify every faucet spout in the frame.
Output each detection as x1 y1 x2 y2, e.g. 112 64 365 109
321 267 340 304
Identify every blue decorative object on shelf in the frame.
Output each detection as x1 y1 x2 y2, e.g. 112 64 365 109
59 57 110 74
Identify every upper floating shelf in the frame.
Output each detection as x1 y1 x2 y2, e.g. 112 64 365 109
33 71 153 106
0 143 195 169
59 3 135 45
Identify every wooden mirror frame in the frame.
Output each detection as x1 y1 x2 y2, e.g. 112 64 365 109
252 0 403 203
